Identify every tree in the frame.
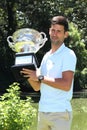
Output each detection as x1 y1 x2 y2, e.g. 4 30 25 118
0 0 87 91
67 22 87 90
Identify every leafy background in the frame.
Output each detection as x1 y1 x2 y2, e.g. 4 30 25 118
0 0 87 92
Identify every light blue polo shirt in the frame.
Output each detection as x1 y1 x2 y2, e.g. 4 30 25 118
39 43 77 112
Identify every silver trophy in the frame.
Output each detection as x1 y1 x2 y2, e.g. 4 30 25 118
7 28 47 82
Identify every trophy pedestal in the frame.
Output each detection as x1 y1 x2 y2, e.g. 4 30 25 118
11 52 38 82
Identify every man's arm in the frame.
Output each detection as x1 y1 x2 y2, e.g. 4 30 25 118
28 78 40 91
21 68 74 92
42 71 74 91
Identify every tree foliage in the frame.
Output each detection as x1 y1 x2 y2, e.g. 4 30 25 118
0 82 36 130
67 22 87 90
0 0 87 91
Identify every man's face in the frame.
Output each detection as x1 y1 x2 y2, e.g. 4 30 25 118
49 24 68 45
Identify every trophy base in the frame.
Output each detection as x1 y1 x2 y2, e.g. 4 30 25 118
11 52 38 82
11 63 36 82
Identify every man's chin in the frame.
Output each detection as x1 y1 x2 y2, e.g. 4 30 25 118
52 41 59 45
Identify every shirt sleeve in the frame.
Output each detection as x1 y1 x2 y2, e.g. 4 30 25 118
62 50 77 72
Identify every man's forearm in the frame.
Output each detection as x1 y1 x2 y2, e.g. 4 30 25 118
28 78 40 91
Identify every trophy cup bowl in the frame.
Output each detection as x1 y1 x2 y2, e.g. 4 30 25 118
7 28 47 82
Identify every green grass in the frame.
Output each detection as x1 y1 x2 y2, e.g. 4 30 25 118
71 98 87 130
30 98 87 130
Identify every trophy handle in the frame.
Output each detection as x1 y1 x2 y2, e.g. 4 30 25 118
7 36 15 51
39 32 48 48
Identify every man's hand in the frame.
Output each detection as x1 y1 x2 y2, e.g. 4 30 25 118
20 68 38 81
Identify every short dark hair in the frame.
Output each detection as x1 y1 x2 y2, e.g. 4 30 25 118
51 16 69 31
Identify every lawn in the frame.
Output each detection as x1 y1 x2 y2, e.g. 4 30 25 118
30 98 87 130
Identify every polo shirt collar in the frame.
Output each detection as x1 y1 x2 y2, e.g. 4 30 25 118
50 43 65 55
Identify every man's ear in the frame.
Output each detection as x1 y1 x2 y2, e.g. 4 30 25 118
64 31 69 38
49 28 51 35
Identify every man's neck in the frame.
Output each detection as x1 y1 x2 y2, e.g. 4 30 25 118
51 43 63 53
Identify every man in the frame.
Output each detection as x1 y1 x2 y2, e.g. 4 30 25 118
21 16 77 130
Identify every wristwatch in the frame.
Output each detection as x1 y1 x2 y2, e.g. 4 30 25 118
38 75 44 82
